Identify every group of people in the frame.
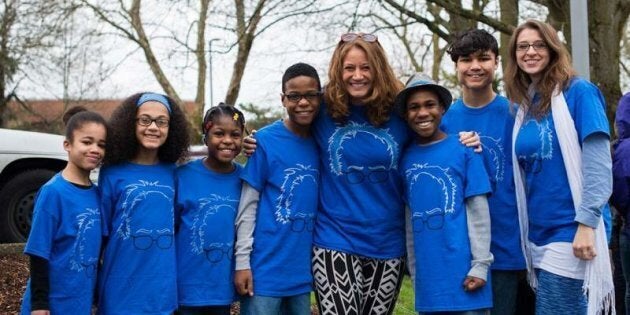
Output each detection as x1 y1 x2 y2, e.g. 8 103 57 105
20 18 621 315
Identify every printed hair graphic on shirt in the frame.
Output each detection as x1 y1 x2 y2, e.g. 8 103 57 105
537 118 553 159
405 164 457 232
69 208 101 275
190 194 238 254
328 122 398 184
275 164 319 225
405 163 457 214
517 117 554 174
480 135 505 182
115 180 175 250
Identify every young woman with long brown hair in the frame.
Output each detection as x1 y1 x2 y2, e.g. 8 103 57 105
505 20 614 314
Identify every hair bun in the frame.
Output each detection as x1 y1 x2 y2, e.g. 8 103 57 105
62 106 89 125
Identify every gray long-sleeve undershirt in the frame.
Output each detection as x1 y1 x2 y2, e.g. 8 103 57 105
234 182 259 270
574 133 612 227
406 194 493 288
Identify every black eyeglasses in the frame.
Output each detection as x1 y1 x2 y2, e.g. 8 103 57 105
340 33 378 43
516 41 548 52
136 115 170 128
282 92 321 103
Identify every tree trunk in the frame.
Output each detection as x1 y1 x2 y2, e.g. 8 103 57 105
224 0 266 105
195 0 211 120
587 0 630 133
129 0 183 107
498 0 518 72
0 0 17 126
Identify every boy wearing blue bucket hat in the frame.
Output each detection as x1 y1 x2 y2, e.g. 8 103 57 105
397 73 494 314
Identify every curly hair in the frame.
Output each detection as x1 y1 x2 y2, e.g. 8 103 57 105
104 92 191 165
447 29 499 62
324 38 403 127
62 106 108 142
504 20 576 118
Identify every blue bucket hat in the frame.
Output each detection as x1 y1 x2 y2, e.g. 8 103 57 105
394 73 453 116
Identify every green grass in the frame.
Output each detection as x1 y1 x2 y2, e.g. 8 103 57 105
394 275 416 314
309 275 416 314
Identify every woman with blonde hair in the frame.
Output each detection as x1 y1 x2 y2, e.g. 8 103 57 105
311 33 408 314
505 20 614 314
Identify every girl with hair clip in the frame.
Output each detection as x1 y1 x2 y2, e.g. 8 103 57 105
505 20 614 314
21 106 107 315
175 104 245 315
96 92 190 315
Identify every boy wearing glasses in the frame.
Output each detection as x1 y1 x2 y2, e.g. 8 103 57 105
440 29 526 314
234 62 321 315
398 73 493 315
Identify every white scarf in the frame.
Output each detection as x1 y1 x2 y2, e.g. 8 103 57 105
511 86 615 314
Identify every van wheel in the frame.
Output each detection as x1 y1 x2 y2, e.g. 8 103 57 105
0 169 56 243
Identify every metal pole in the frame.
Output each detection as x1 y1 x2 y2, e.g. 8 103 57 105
570 0 590 80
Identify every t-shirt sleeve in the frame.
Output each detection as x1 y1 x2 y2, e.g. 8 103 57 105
464 148 492 198
570 79 610 142
240 136 269 191
24 187 59 260
97 169 115 237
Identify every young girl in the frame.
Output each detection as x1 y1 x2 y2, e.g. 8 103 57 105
97 92 190 315
21 106 107 315
175 104 245 315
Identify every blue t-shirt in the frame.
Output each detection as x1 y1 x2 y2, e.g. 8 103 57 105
241 120 320 296
514 78 610 246
175 159 242 306
401 136 492 312
312 103 409 258
442 95 525 270
97 162 177 315
21 173 102 315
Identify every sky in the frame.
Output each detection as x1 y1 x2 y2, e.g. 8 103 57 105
15 1 628 115
15 0 413 116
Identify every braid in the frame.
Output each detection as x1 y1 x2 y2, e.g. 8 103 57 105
202 103 246 136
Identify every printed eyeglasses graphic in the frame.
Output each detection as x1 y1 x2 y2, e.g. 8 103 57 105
132 232 174 250
516 41 548 52
136 115 170 128
288 213 315 232
340 33 377 43
343 165 389 184
79 261 97 278
412 208 445 232
519 156 543 174
204 243 233 263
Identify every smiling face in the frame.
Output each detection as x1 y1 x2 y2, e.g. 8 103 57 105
282 75 321 132
135 101 170 156
456 50 498 93
64 122 107 173
515 28 550 82
342 46 373 104
405 89 446 144
204 115 243 172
